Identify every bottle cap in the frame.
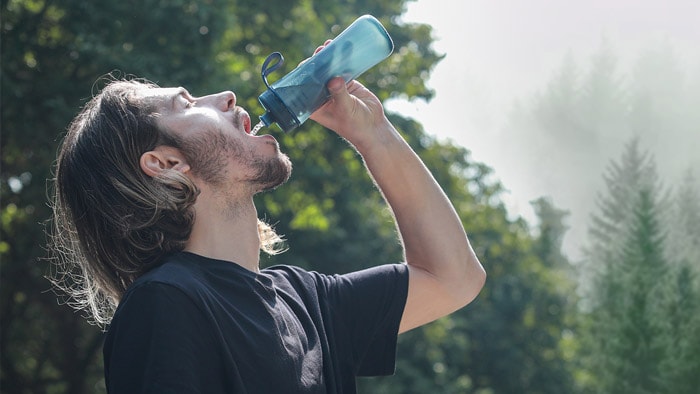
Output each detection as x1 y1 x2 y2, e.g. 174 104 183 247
257 52 301 133
258 89 300 133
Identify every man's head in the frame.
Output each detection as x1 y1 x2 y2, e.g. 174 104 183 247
50 78 291 325
138 85 291 192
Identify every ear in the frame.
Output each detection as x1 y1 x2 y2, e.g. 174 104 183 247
140 146 190 177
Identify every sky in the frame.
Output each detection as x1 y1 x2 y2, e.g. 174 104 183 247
386 0 700 259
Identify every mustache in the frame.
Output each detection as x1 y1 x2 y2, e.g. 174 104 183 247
232 107 250 132
233 108 242 128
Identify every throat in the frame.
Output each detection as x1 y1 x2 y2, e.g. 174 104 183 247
186 194 261 272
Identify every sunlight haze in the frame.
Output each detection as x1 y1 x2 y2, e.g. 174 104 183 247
388 0 700 259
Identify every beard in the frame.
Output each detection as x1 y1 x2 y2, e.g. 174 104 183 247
248 151 292 192
173 127 292 192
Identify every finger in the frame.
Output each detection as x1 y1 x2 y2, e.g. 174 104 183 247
313 39 333 55
326 77 352 108
301 41 330 67
310 78 347 118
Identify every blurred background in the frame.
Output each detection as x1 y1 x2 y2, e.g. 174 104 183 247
1 0 698 393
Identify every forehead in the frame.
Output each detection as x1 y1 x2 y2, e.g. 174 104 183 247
127 87 188 118
134 87 182 108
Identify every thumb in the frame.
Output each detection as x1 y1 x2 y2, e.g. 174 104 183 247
327 76 346 93
326 77 351 106
311 77 353 129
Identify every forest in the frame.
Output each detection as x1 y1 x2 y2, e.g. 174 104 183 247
1 0 698 393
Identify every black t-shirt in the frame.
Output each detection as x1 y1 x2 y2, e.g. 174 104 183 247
103 252 409 393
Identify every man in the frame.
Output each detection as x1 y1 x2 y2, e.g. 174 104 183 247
51 42 486 393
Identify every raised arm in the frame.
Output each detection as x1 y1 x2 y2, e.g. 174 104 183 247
311 77 486 333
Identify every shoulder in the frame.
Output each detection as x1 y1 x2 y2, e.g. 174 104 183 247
129 252 210 292
264 263 407 280
264 263 409 297
115 254 208 314
263 264 319 294
264 264 313 281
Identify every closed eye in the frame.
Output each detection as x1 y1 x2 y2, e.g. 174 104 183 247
177 87 197 109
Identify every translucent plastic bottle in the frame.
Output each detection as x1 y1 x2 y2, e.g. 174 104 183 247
257 15 394 133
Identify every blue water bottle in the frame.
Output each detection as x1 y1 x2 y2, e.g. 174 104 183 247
257 15 394 133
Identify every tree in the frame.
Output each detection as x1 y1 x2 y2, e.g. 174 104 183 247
502 42 632 262
658 168 700 392
628 43 687 161
357 127 578 393
581 139 700 393
582 138 659 303
1 0 232 392
1 0 446 392
666 169 700 270
502 38 700 266
658 263 700 393
597 187 668 394
578 37 630 165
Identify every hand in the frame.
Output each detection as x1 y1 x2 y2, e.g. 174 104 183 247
307 41 391 147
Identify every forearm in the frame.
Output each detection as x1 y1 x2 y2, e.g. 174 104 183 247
352 119 484 297
311 76 485 330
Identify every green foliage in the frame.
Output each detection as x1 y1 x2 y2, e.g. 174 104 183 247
580 141 700 393
2 0 232 392
503 39 699 272
666 169 700 269
2 0 586 393
586 138 660 268
357 121 578 393
1 0 448 392
502 38 700 392
658 264 700 392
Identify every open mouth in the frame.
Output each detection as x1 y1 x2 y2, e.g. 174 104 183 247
237 108 252 134
243 113 252 134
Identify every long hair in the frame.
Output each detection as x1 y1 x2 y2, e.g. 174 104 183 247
50 78 285 326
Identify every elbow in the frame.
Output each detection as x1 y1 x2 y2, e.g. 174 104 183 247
455 256 486 308
475 263 487 295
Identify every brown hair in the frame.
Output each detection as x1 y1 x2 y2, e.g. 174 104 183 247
50 78 284 326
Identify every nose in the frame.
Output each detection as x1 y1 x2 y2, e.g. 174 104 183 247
200 91 236 111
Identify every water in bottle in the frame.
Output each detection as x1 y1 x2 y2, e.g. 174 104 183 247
257 15 394 133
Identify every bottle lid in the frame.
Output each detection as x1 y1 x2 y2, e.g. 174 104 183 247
257 52 301 133
258 89 300 133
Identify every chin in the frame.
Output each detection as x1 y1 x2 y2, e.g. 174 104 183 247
254 154 293 193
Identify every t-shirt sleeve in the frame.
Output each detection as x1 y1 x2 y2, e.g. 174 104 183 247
315 263 409 377
103 282 219 393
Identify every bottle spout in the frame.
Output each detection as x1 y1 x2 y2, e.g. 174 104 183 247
250 120 266 136
258 88 300 133
259 111 273 128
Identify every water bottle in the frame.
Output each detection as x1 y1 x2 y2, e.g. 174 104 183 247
257 15 394 133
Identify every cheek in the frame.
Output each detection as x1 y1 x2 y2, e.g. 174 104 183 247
162 112 225 138
205 130 241 157
178 127 234 162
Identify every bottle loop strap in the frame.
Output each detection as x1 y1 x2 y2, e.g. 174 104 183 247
259 51 300 131
261 52 284 90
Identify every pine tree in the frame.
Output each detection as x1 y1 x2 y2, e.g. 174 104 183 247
581 138 658 306
588 188 670 393
658 168 700 393
582 140 672 393
658 264 700 393
666 169 700 270
628 42 694 178
578 38 629 164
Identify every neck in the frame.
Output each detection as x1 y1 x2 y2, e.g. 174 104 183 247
185 185 261 272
